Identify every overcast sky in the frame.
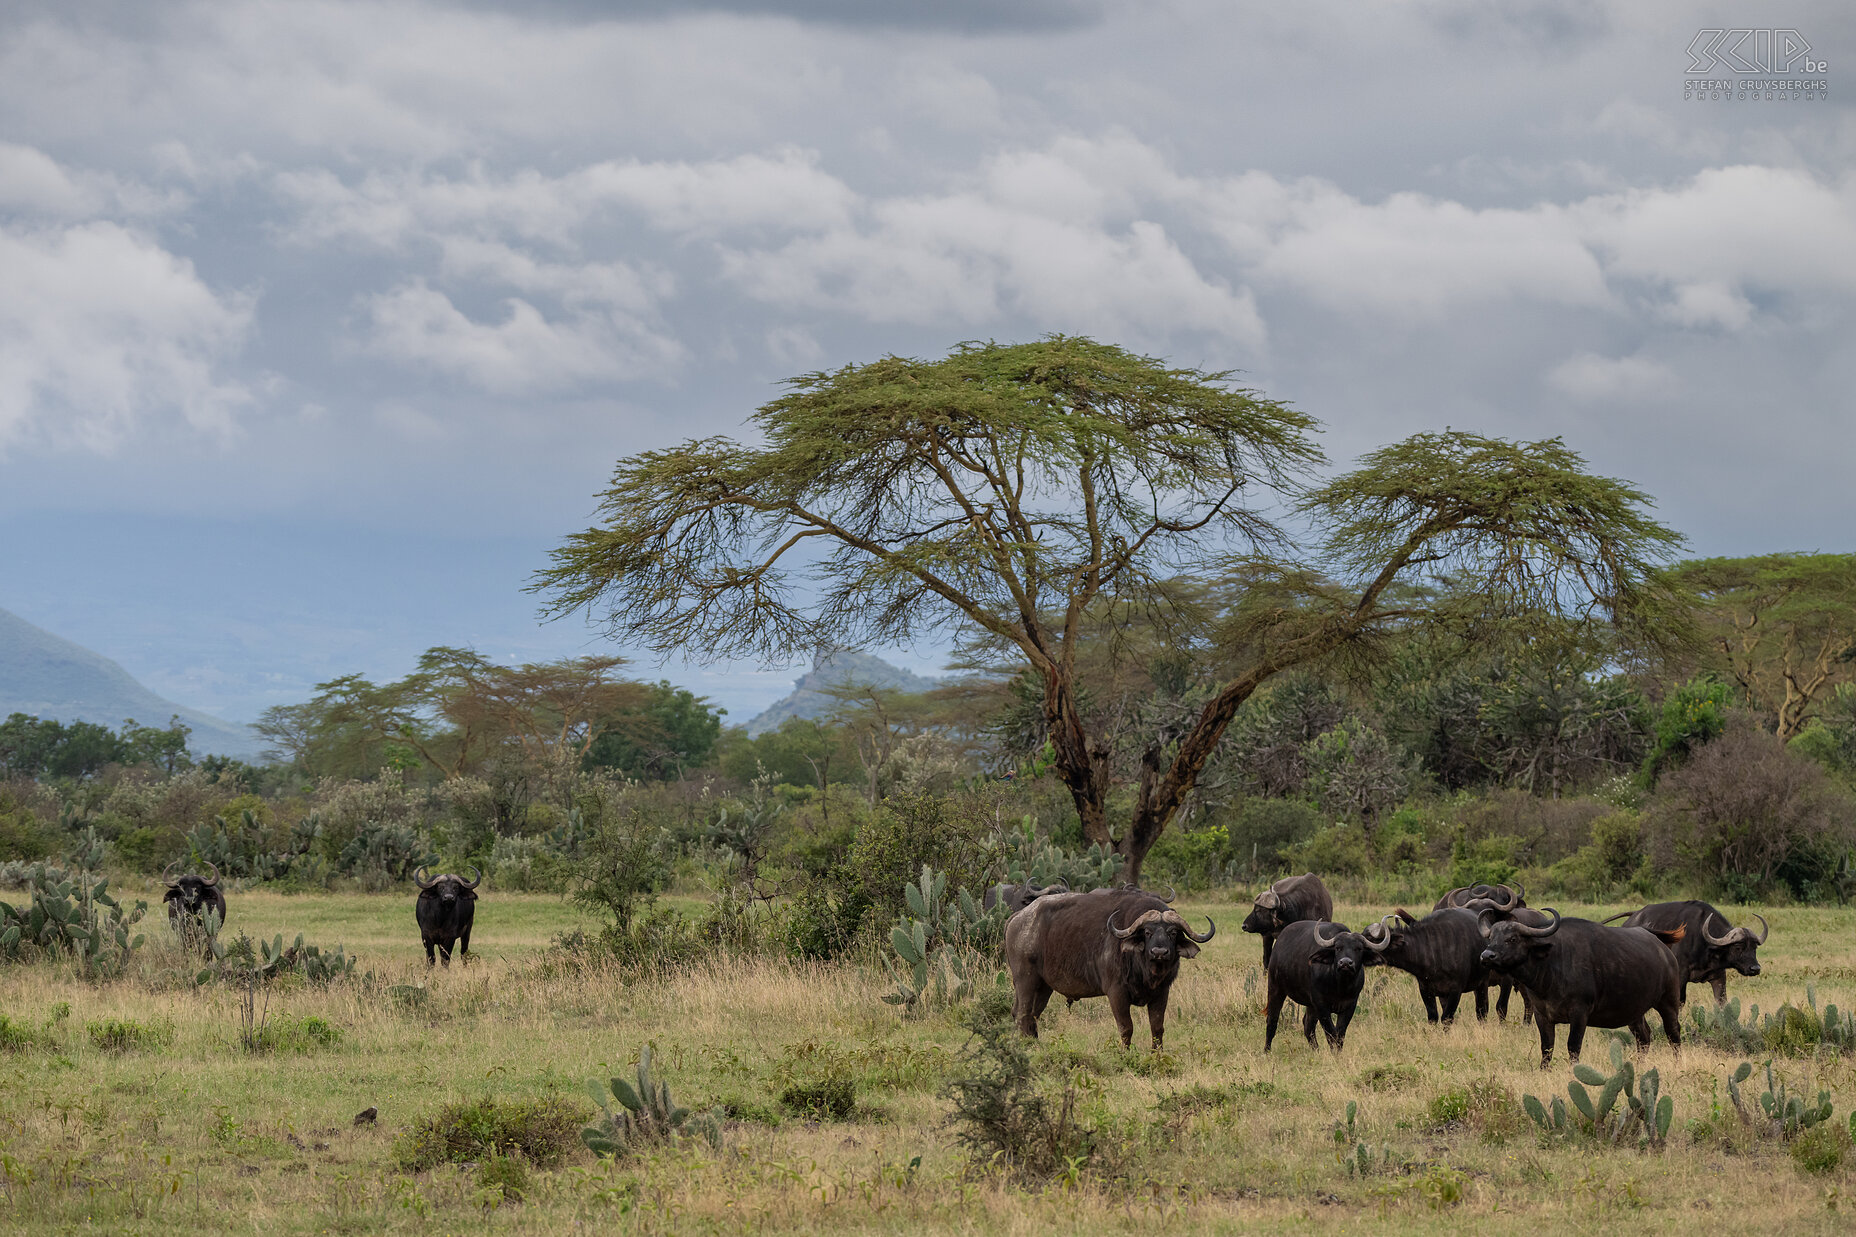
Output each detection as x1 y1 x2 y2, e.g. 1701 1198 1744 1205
1 0 1852 726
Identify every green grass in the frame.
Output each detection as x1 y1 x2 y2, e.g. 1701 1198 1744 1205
0 891 1852 1234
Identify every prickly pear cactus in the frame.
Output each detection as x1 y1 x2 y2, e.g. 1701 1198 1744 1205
0 867 146 978
581 1044 723 1157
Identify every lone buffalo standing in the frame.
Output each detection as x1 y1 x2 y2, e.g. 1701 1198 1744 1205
1241 873 1333 966
1601 901 1766 1006
1004 888 1214 1049
1264 920 1371 1052
414 867 480 967
1477 909 1684 1066
162 861 226 935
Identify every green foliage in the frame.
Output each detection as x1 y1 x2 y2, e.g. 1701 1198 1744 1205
0 867 146 978
85 1018 173 1053
582 680 725 780
196 929 356 987
1641 676 1731 785
571 783 671 935
0 1013 38 1052
995 814 1121 891
248 1015 343 1054
1301 716 1414 826
1283 822 1374 877
0 712 193 780
1522 1039 1673 1147
941 999 1091 1178
581 1044 724 1158
1790 1120 1850 1175
778 1075 856 1121
475 1145 530 1202
882 865 1008 1012
396 1097 587 1172
847 791 997 924
1548 811 1650 898
1332 1100 1396 1176
1447 833 1522 889
1686 998 1767 1055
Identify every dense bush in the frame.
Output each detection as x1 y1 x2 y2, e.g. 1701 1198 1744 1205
1644 717 1856 900
395 1097 587 1172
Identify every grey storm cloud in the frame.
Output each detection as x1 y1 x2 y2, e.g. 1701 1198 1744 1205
0 0 1853 724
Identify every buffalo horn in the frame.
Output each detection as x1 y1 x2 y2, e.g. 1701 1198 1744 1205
1312 924 1342 948
1159 885 1177 904
1109 908 1165 939
162 860 181 888
1108 911 1135 939
1361 918 1394 951
462 866 482 890
1169 911 1215 943
1752 913 1768 944
1512 907 1561 937
1254 889 1280 910
413 866 436 889
1491 884 1520 909
1476 909 1496 940
202 862 219 888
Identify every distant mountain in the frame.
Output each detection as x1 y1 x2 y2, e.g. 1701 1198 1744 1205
743 650 941 736
0 606 264 759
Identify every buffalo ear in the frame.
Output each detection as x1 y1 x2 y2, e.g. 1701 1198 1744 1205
1177 940 1200 959
1309 948 1337 966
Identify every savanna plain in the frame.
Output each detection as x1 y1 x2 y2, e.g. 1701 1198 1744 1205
4 888 1855 1236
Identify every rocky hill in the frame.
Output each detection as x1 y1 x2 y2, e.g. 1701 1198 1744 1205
743 649 941 736
0 606 263 758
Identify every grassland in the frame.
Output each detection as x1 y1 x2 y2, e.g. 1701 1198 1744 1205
2 883 1854 1234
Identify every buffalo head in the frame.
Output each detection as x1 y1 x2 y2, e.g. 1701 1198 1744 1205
1477 906 1560 970
414 866 482 905
1701 911 1767 977
1309 923 1369 978
1109 906 1214 970
162 861 223 923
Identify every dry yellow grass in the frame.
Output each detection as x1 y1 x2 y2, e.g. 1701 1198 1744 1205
1 891 1853 1234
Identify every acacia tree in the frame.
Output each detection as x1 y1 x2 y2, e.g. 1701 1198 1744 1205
536 337 1684 881
1664 554 1856 740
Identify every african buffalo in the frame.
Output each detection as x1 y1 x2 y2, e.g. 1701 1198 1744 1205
162 861 226 936
982 882 1069 916
1264 920 1371 1052
1600 901 1766 1006
1003 888 1214 1049
1362 907 1496 1024
1434 883 1523 912
1477 908 1684 1066
414 866 480 967
1241 873 1333 965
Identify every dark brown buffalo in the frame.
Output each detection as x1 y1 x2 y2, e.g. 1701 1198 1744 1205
414 866 480 967
981 882 1069 916
162 861 226 933
1601 901 1766 1005
1433 883 1523 912
1264 920 1371 1052
1241 873 1333 965
1362 907 1497 1024
1477 909 1684 1066
1004 888 1214 1049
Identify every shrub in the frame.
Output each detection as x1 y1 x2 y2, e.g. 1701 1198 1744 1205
249 1015 343 1054
779 1075 856 1121
86 1018 173 1053
0 1013 38 1052
1791 1121 1850 1175
1357 1063 1421 1092
941 1000 1091 1178
1642 676 1732 785
1644 717 1856 900
582 1045 724 1157
571 783 671 934
1282 822 1372 877
1224 797 1325 871
476 1147 530 1201
846 791 997 923
395 1097 586 1172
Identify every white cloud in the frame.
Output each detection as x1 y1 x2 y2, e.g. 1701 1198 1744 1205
1546 351 1676 402
362 281 683 393
0 220 252 450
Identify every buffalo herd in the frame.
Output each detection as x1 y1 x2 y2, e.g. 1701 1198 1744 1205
156 853 1768 1063
1000 872 1770 1067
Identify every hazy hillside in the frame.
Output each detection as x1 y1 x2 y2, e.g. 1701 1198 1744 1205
0 607 263 758
743 649 940 736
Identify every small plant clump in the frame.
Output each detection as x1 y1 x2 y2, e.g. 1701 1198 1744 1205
1522 1040 1673 1148
941 1000 1092 1180
85 1018 174 1054
582 1044 724 1158
395 1097 586 1173
779 1074 856 1121
248 1015 344 1054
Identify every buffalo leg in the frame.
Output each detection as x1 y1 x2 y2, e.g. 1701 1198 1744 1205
1421 990 1440 1023
1473 986 1489 1021
437 940 453 967
1262 936 1275 967
1108 990 1136 1048
1146 992 1169 1051
1301 1005 1319 1047
1330 1004 1356 1051
1628 1016 1652 1050
1537 1019 1558 1068
1657 1002 1682 1054
1264 977 1286 1052
1565 1020 1588 1063
1709 975 1727 1006
1437 991 1463 1026
1495 981 1511 1022
1013 979 1049 1038
459 924 472 966
424 939 436 967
